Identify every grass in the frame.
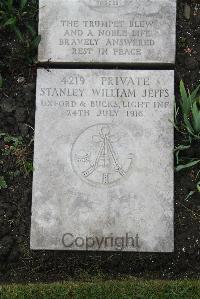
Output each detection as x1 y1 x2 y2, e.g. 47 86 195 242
0 279 200 299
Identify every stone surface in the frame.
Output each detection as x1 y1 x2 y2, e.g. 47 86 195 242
31 68 174 252
38 0 176 64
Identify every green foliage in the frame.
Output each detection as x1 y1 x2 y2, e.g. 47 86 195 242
0 175 7 189
174 81 200 182
1 0 30 41
24 160 34 174
185 179 200 200
192 101 200 134
16 34 41 64
0 133 23 156
185 190 196 200
178 36 187 48
174 144 190 165
174 143 200 174
0 133 33 180
175 159 200 172
179 80 200 139
0 0 40 64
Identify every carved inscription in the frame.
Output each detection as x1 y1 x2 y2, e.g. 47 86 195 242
84 0 132 8
38 0 176 63
39 73 171 119
31 69 174 251
59 18 156 58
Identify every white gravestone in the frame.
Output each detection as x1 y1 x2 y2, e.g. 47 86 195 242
31 69 174 252
38 0 176 64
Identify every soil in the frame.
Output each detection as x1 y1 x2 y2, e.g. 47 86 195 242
0 0 200 283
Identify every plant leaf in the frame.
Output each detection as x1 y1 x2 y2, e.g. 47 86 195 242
174 145 190 165
185 191 195 200
183 114 194 135
180 80 191 116
191 102 200 134
0 176 7 189
7 0 13 11
13 25 24 42
174 102 179 123
31 35 41 49
20 0 28 10
4 17 16 27
197 182 200 192
174 145 190 152
190 84 200 102
25 23 36 36
175 160 200 172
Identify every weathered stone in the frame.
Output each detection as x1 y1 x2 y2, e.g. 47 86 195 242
31 69 174 252
38 0 176 64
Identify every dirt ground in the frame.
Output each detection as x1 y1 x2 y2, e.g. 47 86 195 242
0 0 200 283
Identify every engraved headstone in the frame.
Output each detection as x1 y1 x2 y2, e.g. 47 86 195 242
31 68 174 251
38 0 176 64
